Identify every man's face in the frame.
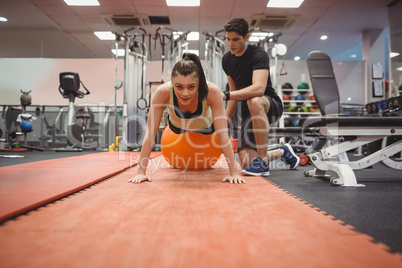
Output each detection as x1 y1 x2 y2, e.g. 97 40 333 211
225 31 249 56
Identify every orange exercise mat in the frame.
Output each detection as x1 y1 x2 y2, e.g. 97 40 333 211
0 151 161 223
0 156 401 267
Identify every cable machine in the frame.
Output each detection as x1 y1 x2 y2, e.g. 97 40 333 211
114 27 148 151
114 26 187 151
253 30 283 89
168 30 190 76
204 31 227 92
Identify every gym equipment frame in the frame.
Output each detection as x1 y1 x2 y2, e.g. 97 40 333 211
301 51 402 187
115 27 148 151
204 31 227 93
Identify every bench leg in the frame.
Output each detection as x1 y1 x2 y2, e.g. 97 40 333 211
308 152 365 187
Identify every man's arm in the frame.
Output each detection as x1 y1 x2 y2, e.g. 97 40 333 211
225 76 238 120
226 69 269 101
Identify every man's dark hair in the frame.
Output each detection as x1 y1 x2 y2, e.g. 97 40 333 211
224 17 249 37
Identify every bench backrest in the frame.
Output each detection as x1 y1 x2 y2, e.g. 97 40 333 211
306 51 340 115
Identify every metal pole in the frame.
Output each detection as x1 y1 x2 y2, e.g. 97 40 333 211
121 36 130 151
114 42 119 150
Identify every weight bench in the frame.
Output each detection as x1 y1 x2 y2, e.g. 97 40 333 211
301 51 402 186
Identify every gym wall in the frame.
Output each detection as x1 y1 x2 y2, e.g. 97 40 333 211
0 58 366 106
277 60 365 104
0 58 169 107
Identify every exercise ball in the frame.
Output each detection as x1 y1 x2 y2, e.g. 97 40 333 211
299 106 309 112
288 106 297 112
161 125 222 169
281 82 293 95
297 82 309 90
282 94 290 101
292 118 301 127
309 95 316 105
20 120 33 132
297 82 309 95
284 117 292 127
295 94 305 106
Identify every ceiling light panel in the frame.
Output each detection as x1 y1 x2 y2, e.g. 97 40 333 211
267 0 304 8
64 0 100 6
94 31 116 40
166 0 200 7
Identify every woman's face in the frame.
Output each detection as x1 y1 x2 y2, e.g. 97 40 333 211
172 72 199 107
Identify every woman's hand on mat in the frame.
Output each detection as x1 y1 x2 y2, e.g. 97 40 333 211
222 175 246 184
128 174 151 184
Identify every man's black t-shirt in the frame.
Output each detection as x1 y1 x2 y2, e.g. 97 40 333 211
222 44 281 116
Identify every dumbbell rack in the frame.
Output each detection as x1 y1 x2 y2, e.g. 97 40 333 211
365 95 402 116
281 88 319 128
271 86 320 159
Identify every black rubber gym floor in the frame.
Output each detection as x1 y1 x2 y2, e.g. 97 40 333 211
267 162 402 254
0 150 401 254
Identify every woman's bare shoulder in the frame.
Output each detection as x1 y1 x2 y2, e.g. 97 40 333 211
153 82 170 103
207 82 223 102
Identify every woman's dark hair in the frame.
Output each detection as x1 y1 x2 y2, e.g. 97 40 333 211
171 52 209 102
224 17 249 37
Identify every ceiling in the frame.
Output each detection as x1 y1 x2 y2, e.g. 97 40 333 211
0 0 398 62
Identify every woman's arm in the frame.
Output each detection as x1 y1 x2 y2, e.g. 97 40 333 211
208 83 245 184
128 84 169 183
